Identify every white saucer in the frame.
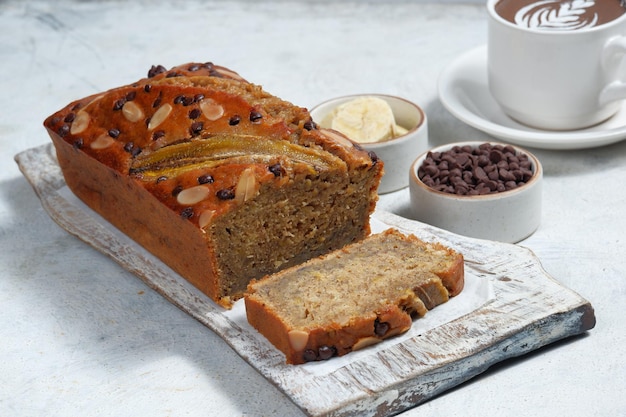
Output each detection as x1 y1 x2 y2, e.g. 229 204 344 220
438 45 626 150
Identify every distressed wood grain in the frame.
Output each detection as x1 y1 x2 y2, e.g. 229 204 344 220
15 144 595 417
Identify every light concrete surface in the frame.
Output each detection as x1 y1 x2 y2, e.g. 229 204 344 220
1 1 624 416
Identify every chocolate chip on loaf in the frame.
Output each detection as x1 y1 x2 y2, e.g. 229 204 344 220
418 143 534 195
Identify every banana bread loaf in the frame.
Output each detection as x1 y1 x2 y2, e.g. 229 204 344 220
244 228 464 364
43 62 383 308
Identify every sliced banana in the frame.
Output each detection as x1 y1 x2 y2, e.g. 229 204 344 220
328 96 405 143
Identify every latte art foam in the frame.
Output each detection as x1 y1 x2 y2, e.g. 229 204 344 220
517 0 598 29
496 0 626 31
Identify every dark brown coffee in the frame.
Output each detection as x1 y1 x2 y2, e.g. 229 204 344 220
495 0 626 30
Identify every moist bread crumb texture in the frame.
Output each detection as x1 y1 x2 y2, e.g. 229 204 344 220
43 62 383 308
244 228 465 364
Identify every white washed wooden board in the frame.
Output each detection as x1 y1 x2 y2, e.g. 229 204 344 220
15 144 595 417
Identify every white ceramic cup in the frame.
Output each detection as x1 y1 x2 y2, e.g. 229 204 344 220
488 0 626 130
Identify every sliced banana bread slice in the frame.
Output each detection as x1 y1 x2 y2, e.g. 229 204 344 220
244 228 464 364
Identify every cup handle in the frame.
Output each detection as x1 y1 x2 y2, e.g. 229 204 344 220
599 36 626 107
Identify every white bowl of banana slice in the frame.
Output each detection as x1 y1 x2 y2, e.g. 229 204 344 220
310 94 428 194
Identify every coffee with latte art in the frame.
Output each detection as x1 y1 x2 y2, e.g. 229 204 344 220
496 0 626 30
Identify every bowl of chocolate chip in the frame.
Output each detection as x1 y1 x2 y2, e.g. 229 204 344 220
310 94 428 194
409 141 542 243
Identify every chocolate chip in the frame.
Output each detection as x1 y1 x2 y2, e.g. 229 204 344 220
198 174 214 184
485 179 498 191
424 164 438 177
503 145 517 154
108 128 120 138
190 121 204 135
489 149 503 163
156 176 168 183
152 130 165 141
303 349 317 362
208 67 222 77
125 91 136 101
318 345 336 360
174 95 185 105
368 151 379 165
193 94 205 103
456 152 470 168
229 115 241 126
374 319 390 337
189 108 201 119
172 185 183 196
187 64 202 72
64 113 76 123
180 207 194 219
182 96 194 106
152 92 163 108
113 99 125 111
144 84 152 93
57 124 70 137
73 138 84 149
303 120 316 131
268 163 284 177
166 72 181 78
473 166 488 182
249 111 263 123
123 142 135 153
147 64 166 78
499 168 516 182
216 189 235 200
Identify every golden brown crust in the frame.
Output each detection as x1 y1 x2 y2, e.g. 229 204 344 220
244 229 464 364
44 64 378 229
44 62 383 308
50 132 222 300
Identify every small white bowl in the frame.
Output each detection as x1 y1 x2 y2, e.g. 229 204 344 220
310 94 428 194
409 141 542 243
